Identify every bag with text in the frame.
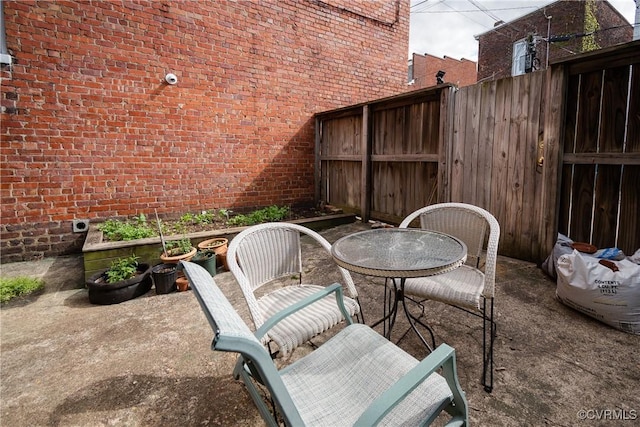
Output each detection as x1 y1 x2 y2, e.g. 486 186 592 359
556 249 640 335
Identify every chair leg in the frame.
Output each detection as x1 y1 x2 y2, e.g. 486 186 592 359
355 296 366 324
482 298 495 393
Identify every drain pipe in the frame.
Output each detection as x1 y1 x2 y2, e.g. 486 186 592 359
1 0 12 64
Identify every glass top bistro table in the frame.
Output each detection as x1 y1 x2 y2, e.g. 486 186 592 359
331 228 467 351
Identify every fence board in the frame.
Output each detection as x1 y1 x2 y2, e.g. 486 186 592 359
628 64 640 153
477 81 496 210
463 83 481 204
576 70 602 154
451 87 468 202
570 164 596 243
491 77 513 239
558 165 572 238
564 76 580 154
619 165 640 253
600 65 630 152
505 76 526 256
593 165 622 249
523 71 545 258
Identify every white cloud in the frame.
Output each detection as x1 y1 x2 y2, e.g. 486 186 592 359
409 0 638 61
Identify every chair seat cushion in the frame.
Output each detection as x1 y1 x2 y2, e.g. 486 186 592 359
258 285 359 355
280 323 453 426
404 265 485 311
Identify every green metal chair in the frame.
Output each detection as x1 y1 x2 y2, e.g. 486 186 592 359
181 260 469 426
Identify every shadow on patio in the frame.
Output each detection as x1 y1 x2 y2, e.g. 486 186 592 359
1 221 638 426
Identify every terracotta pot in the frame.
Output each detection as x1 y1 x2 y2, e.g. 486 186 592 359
160 246 197 264
197 238 228 252
217 245 228 271
175 276 190 292
198 238 228 271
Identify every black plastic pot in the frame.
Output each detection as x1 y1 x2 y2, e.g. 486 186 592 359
152 263 178 294
86 264 152 305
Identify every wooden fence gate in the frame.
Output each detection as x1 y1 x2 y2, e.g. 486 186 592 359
556 43 640 257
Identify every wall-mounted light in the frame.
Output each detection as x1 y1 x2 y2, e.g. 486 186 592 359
436 70 446 85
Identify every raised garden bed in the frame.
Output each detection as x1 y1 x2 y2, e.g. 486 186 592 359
82 213 356 280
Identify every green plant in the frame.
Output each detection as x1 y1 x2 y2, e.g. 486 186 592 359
0 276 45 303
165 238 193 255
179 212 195 223
105 255 140 284
218 208 230 221
227 205 290 226
195 210 216 224
179 210 216 226
98 217 155 241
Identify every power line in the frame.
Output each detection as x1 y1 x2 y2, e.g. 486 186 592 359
467 0 504 22
413 6 539 14
410 0 430 9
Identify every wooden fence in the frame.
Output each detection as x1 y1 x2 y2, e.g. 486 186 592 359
557 42 640 257
315 40 640 263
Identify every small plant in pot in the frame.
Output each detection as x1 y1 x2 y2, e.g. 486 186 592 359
160 238 197 263
159 238 196 292
86 255 152 305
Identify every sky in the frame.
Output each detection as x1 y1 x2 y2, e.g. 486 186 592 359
409 0 638 61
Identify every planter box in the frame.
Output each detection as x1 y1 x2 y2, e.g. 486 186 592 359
82 213 356 280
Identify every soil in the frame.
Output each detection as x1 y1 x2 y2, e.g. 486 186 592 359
103 206 332 242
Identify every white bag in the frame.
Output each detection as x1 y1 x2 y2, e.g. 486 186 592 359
556 250 640 335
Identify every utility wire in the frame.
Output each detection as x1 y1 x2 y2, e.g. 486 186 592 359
411 0 430 9
413 6 540 14
467 0 503 22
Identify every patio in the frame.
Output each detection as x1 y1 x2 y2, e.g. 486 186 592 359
1 220 639 426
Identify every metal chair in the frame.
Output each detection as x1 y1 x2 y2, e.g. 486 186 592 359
226 222 361 357
181 260 469 426
399 203 500 393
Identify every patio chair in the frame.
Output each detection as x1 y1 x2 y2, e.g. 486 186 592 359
181 260 469 426
399 203 500 393
226 222 361 357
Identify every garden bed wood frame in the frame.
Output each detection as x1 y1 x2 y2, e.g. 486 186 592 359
82 214 356 280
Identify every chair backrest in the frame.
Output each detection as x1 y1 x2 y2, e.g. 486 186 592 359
227 222 358 329
400 203 500 298
180 260 305 424
232 225 303 291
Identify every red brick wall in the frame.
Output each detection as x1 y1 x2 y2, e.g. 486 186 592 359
477 0 632 81
411 53 477 89
0 0 409 262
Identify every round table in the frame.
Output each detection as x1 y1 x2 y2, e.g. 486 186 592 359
332 228 467 278
332 228 467 350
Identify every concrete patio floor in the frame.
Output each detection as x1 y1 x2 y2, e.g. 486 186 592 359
1 220 639 426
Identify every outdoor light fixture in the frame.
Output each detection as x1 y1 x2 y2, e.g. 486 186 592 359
436 70 445 85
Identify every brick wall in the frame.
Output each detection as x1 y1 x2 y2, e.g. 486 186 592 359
0 0 409 262
477 0 632 81
411 53 477 89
